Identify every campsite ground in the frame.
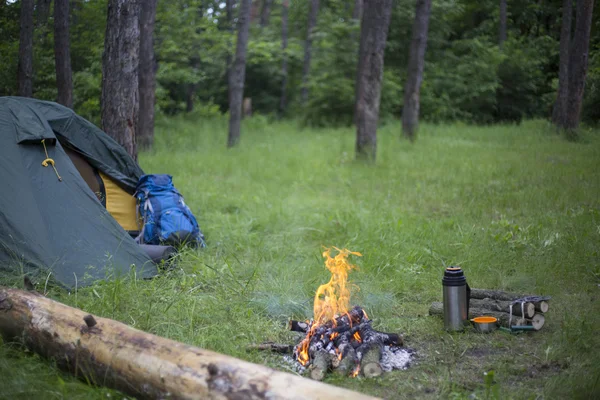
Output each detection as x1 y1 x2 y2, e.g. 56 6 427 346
1 117 600 399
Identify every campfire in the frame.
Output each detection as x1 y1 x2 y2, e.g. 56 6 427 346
287 248 412 380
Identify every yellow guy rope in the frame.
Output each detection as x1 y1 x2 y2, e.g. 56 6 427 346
41 139 62 182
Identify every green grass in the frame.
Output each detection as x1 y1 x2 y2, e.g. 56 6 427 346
2 117 600 399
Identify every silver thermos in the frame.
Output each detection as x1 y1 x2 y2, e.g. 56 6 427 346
442 267 470 331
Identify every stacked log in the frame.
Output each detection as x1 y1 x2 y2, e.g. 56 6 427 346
429 288 551 331
288 306 405 380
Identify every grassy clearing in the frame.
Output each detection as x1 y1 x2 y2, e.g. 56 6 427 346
1 117 600 399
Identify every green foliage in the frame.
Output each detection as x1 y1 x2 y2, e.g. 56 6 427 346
0 0 598 126
421 38 503 123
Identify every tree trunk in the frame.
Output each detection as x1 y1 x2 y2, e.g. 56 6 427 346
401 0 432 142
279 0 289 116
355 0 393 162
301 0 319 105
250 0 261 23
54 0 73 108
0 287 379 400
18 0 34 97
499 0 507 48
137 0 157 150
352 0 364 125
35 0 52 27
101 0 140 161
561 0 595 135
227 0 252 148
552 0 573 125
352 0 363 21
260 0 273 27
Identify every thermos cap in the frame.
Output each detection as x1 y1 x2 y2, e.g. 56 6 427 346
442 266 467 286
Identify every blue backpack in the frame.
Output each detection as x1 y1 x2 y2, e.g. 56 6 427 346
134 174 206 247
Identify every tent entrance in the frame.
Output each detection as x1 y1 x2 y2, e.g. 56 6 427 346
64 148 138 232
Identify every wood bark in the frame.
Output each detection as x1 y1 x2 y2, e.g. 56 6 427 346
54 0 73 108
352 0 364 21
101 0 140 161
309 350 332 381
552 0 573 125
534 301 549 313
355 0 393 162
401 0 432 142
279 0 289 116
359 344 383 378
137 0 157 150
528 314 545 331
499 0 507 48
228 0 252 148
18 0 34 97
469 298 535 318
301 0 319 105
429 302 526 328
260 0 273 27
561 0 595 135
0 287 379 400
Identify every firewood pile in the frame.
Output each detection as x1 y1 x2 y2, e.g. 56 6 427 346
249 248 413 380
288 305 410 380
429 288 551 331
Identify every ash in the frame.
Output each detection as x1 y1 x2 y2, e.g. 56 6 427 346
380 346 413 372
283 355 306 375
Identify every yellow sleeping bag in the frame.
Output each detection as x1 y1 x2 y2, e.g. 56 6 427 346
99 172 139 232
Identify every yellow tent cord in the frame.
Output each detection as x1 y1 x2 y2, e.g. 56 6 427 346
41 139 62 182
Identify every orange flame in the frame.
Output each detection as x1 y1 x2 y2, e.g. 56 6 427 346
351 364 361 377
313 247 361 325
296 248 361 367
353 331 362 343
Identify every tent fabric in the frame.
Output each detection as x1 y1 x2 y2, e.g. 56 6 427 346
8 97 143 193
0 97 157 288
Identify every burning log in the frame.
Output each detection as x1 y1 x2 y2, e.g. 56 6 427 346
287 249 410 379
0 287 380 400
335 343 358 375
469 298 535 318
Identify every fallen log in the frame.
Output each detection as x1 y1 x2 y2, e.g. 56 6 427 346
470 288 530 301
429 302 525 328
0 287 379 400
469 298 535 318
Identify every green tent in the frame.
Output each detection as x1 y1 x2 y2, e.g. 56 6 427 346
0 97 158 288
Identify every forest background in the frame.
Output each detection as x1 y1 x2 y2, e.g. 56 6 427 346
1 0 599 131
